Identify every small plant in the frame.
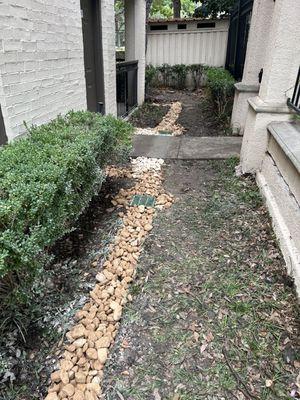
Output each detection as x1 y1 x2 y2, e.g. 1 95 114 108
145 63 205 90
189 64 205 89
145 64 157 92
171 64 189 89
205 67 235 122
157 63 172 87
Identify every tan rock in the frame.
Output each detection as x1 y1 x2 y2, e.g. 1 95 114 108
95 336 110 349
65 344 76 353
73 390 85 400
77 384 87 392
68 370 75 380
61 383 75 397
86 348 98 360
71 325 86 339
96 273 107 284
77 357 86 366
113 307 122 321
91 375 102 385
75 372 87 384
97 348 108 363
93 360 103 371
60 359 73 371
103 270 114 280
144 223 153 232
84 390 97 400
109 300 120 310
73 338 86 349
48 384 61 393
87 382 101 395
51 371 61 383
60 370 69 385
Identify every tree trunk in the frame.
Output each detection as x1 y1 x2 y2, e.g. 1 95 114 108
173 0 181 18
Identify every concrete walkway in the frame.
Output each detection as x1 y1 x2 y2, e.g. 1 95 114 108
132 135 242 159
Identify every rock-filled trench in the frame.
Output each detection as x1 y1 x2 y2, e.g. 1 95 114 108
44 157 174 400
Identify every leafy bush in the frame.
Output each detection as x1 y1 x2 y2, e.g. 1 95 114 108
146 63 205 90
171 64 189 89
145 64 157 92
205 67 235 121
0 111 132 298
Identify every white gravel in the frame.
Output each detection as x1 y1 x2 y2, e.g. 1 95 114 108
131 157 164 174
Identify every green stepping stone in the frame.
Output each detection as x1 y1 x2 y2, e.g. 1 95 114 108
130 194 156 207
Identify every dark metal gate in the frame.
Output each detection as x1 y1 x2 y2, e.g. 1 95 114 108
116 60 138 117
225 0 254 81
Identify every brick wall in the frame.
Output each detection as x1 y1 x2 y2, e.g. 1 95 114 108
0 0 87 140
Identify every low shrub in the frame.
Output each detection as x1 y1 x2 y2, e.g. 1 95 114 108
205 67 235 121
145 64 157 92
0 111 133 332
145 63 205 91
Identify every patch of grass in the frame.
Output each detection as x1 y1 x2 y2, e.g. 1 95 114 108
103 160 299 400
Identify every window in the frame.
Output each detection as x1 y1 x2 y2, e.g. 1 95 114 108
197 22 216 29
150 24 168 31
178 23 187 30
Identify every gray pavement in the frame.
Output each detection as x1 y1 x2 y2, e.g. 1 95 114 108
132 135 242 160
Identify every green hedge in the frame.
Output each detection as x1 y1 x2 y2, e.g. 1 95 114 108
145 63 205 91
0 111 133 281
205 67 235 121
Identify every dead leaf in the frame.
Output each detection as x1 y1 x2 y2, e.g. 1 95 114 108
200 342 208 353
153 388 161 400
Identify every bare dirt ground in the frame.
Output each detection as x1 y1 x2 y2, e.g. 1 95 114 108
130 89 231 137
102 160 300 400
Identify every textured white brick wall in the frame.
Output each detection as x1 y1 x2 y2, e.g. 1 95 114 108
0 0 87 140
101 0 117 116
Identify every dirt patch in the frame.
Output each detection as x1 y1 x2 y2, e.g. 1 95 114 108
102 160 300 400
129 103 170 129
0 176 132 400
147 88 231 137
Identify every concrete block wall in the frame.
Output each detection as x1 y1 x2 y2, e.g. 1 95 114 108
0 0 87 140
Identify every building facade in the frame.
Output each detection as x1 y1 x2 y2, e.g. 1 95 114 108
231 0 300 295
0 0 146 142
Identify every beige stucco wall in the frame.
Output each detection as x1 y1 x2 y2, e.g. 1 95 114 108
240 99 294 173
258 150 300 297
0 0 87 140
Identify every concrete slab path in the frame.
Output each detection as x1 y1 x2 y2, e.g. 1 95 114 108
132 135 242 159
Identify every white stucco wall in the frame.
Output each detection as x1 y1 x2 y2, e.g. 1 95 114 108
125 0 146 105
0 0 87 140
101 0 117 116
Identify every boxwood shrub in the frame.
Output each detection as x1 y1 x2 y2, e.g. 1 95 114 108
205 67 235 121
0 111 133 282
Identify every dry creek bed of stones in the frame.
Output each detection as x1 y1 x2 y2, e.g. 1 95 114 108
44 157 174 400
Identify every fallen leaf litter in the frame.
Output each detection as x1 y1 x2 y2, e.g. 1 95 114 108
44 157 174 400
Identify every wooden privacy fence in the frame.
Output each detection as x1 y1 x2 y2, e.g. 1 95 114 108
146 19 229 67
